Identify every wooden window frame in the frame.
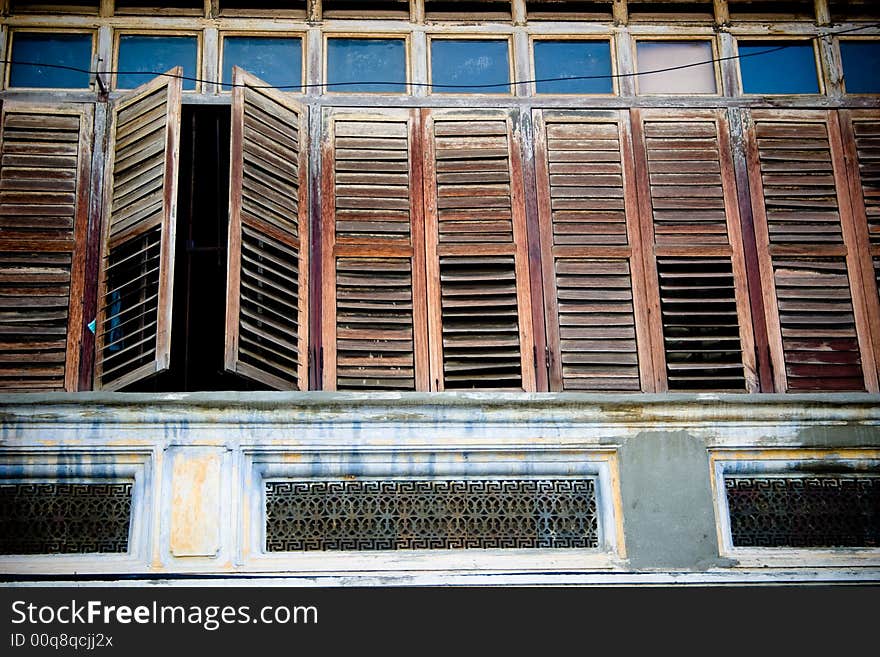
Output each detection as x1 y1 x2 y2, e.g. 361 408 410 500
528 35 618 96
734 35 826 97
422 107 536 391
320 107 430 391
94 70 182 391
426 34 515 96
744 108 879 393
631 107 759 393
225 67 310 390
631 36 722 96
0 101 94 392
322 33 412 96
112 30 203 92
533 108 654 392
217 30 307 95
4 28 97 91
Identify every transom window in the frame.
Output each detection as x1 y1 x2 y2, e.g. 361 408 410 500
635 40 717 94
839 40 880 94
8 31 93 89
430 38 511 94
738 40 820 95
222 35 303 91
326 38 407 93
533 39 614 95
116 34 199 90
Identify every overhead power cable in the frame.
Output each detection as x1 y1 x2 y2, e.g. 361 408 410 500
1 21 877 91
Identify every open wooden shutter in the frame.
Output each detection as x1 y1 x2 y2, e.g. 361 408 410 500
632 109 757 392
95 70 182 390
321 108 428 390
225 68 308 390
832 110 880 389
746 109 878 392
533 109 652 392
423 109 535 391
0 103 93 391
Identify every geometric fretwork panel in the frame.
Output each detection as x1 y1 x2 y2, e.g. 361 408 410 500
726 476 880 548
265 479 598 551
0 482 133 554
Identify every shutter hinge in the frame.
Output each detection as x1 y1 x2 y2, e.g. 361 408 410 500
545 346 552 369
533 346 538 370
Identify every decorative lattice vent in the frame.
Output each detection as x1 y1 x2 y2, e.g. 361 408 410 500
0 482 133 555
725 476 880 548
265 479 599 551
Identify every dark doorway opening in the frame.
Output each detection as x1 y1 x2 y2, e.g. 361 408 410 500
126 105 269 392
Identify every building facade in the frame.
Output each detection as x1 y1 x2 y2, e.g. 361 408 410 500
0 0 878 584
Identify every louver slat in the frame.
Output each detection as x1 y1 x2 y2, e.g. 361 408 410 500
335 257 415 390
226 68 308 390
534 110 648 391
96 71 181 390
322 109 428 390
756 121 844 247
749 110 876 392
632 109 754 392
773 258 863 390
0 104 92 391
424 111 535 391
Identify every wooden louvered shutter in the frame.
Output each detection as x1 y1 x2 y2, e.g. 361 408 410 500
746 110 878 392
631 109 757 392
0 103 93 391
423 109 535 391
839 109 880 386
534 109 652 392
95 70 182 390
321 108 428 390
225 68 308 390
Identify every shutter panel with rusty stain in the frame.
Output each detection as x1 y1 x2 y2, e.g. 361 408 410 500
746 109 878 392
631 108 757 392
225 68 308 390
321 108 429 390
0 103 93 391
94 70 182 390
533 109 652 392
423 109 535 391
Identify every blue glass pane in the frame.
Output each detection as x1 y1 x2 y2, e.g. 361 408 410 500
222 36 302 91
840 41 880 93
534 40 613 94
431 40 510 94
739 41 819 94
326 38 406 93
9 32 92 89
117 35 198 91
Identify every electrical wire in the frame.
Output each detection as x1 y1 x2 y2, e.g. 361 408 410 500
1 21 878 91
